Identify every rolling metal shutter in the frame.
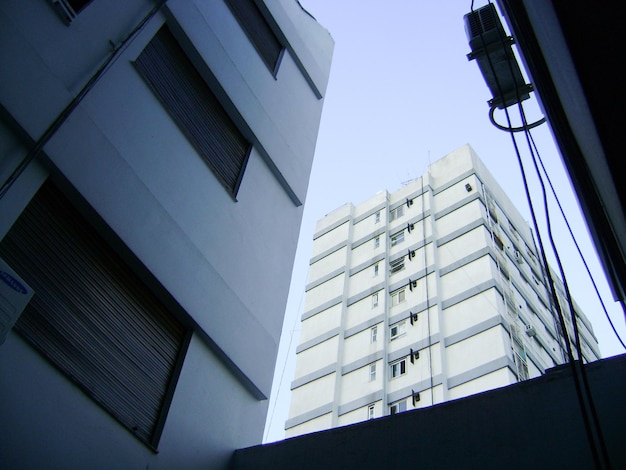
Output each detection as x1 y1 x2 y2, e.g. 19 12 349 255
225 0 284 74
135 25 251 197
0 181 189 449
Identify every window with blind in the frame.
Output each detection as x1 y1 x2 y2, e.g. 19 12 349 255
0 181 190 449
225 0 285 75
49 0 94 23
135 25 251 198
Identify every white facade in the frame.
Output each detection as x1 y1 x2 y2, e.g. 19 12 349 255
286 145 600 437
0 0 332 467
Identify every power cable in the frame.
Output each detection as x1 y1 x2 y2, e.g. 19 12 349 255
420 175 435 406
470 2 604 467
263 286 305 443
518 105 612 468
527 132 626 350
489 105 545 132
487 1 611 464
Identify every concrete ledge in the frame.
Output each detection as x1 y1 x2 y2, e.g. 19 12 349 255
436 217 487 246
341 350 384 376
284 402 333 430
337 390 384 416
344 314 385 339
439 246 491 276
440 280 498 310
313 215 351 240
432 169 475 195
309 241 347 265
434 192 480 220
352 203 387 225
349 253 386 277
386 374 444 404
388 265 434 293
305 268 345 292
301 296 343 321
296 327 341 354
444 316 505 347
350 227 387 250
347 282 385 307
446 355 516 389
387 335 440 363
388 300 437 326
290 363 337 390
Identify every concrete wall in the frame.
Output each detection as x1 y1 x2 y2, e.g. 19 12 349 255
0 0 332 467
237 354 626 470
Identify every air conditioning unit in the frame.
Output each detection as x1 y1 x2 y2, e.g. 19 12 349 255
525 324 537 337
515 250 523 264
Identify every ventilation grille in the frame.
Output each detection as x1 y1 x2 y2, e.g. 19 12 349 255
465 3 500 39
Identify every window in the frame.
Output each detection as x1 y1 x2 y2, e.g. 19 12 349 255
390 400 407 415
50 0 93 22
509 222 519 240
390 206 404 221
390 359 406 378
391 288 406 306
390 257 405 274
0 181 189 449
373 263 379 277
371 326 378 343
375 211 381 223
368 404 376 420
390 230 405 246
488 202 498 223
135 25 251 197
225 0 284 74
390 321 407 340
493 233 504 251
374 236 380 248
372 293 379 308
369 364 377 381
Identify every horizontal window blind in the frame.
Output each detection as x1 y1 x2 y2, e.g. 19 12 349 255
135 25 251 196
0 181 188 448
225 0 284 74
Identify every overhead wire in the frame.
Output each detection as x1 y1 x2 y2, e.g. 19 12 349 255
527 132 626 350
263 285 305 443
470 1 606 467
518 103 612 467
420 175 435 406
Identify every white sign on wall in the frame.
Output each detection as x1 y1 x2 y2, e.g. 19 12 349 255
0 257 34 345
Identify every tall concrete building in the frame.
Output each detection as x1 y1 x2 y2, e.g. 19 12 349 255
0 0 332 467
286 145 600 437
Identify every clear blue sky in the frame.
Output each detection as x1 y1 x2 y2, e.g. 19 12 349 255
263 0 625 442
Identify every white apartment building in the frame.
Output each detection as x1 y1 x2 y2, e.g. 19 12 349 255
286 144 600 437
0 0 332 467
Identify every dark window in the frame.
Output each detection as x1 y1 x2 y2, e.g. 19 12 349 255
0 181 190 449
50 0 94 23
135 25 251 197
494 233 504 251
390 400 407 415
225 0 284 74
66 0 92 12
